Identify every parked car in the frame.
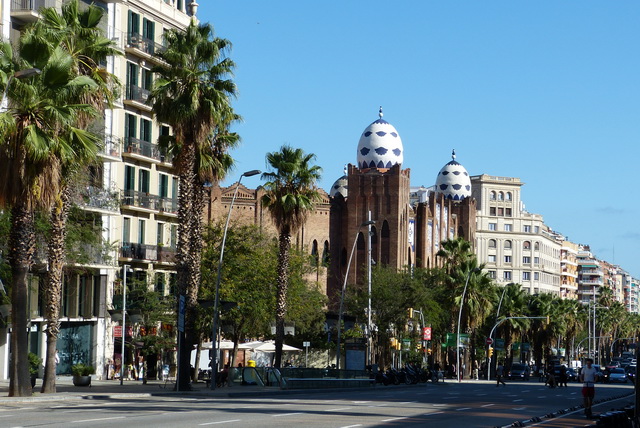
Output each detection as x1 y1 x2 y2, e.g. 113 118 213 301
626 366 636 383
553 365 577 382
608 368 628 383
507 363 530 380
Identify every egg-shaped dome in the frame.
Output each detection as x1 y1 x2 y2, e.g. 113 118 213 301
330 174 348 198
356 107 403 170
435 150 472 201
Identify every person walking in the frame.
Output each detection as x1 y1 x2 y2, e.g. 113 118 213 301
496 361 506 387
580 358 598 418
559 364 568 387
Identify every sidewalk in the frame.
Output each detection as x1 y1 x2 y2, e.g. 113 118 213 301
0 376 290 402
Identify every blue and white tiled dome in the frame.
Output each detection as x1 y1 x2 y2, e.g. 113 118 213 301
435 150 472 201
329 174 348 198
356 107 404 170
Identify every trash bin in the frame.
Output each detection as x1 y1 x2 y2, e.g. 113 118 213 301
247 360 256 367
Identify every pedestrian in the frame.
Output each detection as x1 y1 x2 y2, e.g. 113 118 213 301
545 363 556 388
580 358 598 418
496 361 506 387
559 364 568 387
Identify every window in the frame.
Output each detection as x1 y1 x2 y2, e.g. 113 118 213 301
157 223 164 245
534 272 539 280
123 217 131 244
504 224 512 232
523 256 531 264
498 192 504 201
128 10 140 37
140 118 152 142
488 239 497 248
523 272 531 281
170 224 178 248
142 68 153 91
138 169 150 193
138 219 145 244
497 207 504 216
534 226 540 234
490 191 496 200
124 165 135 191
489 223 497 231
534 257 540 265
490 207 496 216
504 271 512 280
126 62 139 98
523 241 531 250
488 270 496 279
534 242 540 251
524 225 531 233
488 255 496 263
504 255 512 263
504 240 512 249
505 208 512 217
159 174 169 198
506 192 512 201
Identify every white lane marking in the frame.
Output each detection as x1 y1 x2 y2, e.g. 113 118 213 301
381 417 408 422
481 404 495 407
0 415 15 418
352 401 370 404
424 412 444 416
199 420 242 426
456 407 471 411
272 412 304 417
537 396 547 398
522 390 530 392
340 425 362 428
476 393 487 396
514 407 526 410
72 416 126 423
433 404 448 407
513 399 523 402
325 407 352 412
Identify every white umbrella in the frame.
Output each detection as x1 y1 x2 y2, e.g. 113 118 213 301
240 340 301 352
200 340 236 350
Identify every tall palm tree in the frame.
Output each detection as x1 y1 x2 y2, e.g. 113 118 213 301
21 0 120 393
0 43 98 396
148 20 238 388
261 145 322 368
496 283 529 363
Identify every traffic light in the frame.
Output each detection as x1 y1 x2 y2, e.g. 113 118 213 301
546 316 550 325
427 348 432 355
488 347 494 358
408 307 414 319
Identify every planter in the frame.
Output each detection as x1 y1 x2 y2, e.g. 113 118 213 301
73 375 92 387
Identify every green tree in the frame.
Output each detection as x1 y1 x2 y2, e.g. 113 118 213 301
261 145 322 368
148 20 238 388
20 0 120 393
0 40 98 396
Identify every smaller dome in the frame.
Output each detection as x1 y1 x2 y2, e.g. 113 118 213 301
435 149 472 201
330 175 348 198
356 107 404 170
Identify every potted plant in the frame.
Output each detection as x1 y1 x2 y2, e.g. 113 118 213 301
72 363 95 387
28 352 42 388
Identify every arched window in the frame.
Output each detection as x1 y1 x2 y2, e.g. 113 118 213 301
490 191 496 200
504 240 512 249
488 239 497 248
523 241 531 250
311 240 319 265
381 220 391 265
498 192 504 201
322 241 330 266
506 192 512 201
534 242 540 251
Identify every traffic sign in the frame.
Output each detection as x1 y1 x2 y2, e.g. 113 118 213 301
486 337 493 345
422 327 432 341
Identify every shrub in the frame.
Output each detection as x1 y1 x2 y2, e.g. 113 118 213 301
71 363 95 377
28 352 42 376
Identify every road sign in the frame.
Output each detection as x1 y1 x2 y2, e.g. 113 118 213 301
422 327 432 341
486 337 493 345
303 341 310 347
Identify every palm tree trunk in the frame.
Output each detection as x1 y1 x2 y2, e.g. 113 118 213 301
274 231 291 369
8 204 35 397
41 185 71 393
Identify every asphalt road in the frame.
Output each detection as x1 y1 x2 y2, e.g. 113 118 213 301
0 380 634 427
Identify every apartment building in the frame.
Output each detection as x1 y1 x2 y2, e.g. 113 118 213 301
559 239 579 299
0 0 197 380
471 174 561 295
576 247 602 305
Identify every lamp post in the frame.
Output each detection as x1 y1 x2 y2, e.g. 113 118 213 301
336 219 375 370
366 210 373 366
210 169 260 390
120 264 130 386
487 284 509 380
456 267 480 382
1 68 41 107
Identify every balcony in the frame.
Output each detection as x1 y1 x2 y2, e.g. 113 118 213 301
126 33 166 64
98 135 122 161
578 278 603 286
157 246 177 264
123 137 171 163
77 186 120 214
120 243 158 261
158 197 178 215
580 269 603 276
121 189 160 211
11 0 57 22
67 243 114 267
123 84 152 111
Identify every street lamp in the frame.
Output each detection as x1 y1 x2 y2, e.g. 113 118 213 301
456 267 480 382
336 219 375 370
210 169 261 390
1 68 41 106
487 284 509 380
120 264 131 386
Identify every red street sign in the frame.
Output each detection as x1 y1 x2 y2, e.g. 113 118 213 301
486 337 493 345
422 327 432 341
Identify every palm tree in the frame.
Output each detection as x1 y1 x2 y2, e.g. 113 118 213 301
0 43 98 396
20 0 120 393
148 20 238 388
261 145 322 368
496 283 529 364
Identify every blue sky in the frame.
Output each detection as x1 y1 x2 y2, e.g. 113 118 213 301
198 1 640 278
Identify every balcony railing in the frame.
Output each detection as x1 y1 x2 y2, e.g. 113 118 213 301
578 279 603 285
125 84 150 104
68 243 114 266
77 186 120 213
157 246 177 263
159 197 178 214
121 189 160 210
120 243 158 261
100 135 122 158
124 137 165 162
127 33 166 56
11 0 56 12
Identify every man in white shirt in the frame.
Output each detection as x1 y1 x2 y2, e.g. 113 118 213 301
579 358 598 418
